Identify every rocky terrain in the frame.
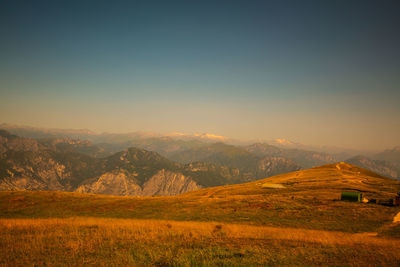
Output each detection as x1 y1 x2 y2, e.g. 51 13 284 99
76 169 202 196
1 126 400 196
0 131 252 196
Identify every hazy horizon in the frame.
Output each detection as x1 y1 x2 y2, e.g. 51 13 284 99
1 121 398 153
1 1 399 151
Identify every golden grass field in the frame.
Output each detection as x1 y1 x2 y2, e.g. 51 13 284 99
1 163 400 266
1 217 400 266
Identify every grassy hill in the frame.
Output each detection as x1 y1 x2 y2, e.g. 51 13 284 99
1 162 400 266
1 162 399 232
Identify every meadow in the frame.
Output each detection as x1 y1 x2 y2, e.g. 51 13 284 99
1 163 400 266
1 217 400 266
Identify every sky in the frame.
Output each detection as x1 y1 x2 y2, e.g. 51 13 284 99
1 0 399 150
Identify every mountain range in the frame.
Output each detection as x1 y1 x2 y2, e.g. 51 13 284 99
0 130 249 195
0 124 399 197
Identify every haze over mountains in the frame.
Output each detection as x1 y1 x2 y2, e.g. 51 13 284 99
0 123 371 155
0 124 399 197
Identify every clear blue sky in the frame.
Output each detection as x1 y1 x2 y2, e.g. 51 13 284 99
1 0 399 150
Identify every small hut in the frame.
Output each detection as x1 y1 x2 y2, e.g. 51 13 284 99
341 191 362 202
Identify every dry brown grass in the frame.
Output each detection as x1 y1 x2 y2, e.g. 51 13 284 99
1 217 398 245
1 217 400 266
1 163 400 265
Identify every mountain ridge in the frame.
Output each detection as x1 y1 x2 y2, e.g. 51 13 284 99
0 131 249 195
2 126 400 194
2 161 399 233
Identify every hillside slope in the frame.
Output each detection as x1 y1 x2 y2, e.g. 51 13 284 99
1 162 399 233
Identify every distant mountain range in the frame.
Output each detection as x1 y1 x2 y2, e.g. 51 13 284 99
345 147 400 180
1 130 306 196
345 155 400 179
0 123 230 144
1 130 259 195
0 123 368 155
168 142 302 178
0 124 399 196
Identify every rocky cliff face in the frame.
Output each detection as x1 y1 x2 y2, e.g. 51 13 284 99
75 172 143 196
141 169 202 196
0 148 102 191
76 168 202 196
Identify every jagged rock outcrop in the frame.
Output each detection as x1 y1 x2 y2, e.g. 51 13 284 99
0 148 101 191
141 169 201 196
75 172 143 196
76 169 202 196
